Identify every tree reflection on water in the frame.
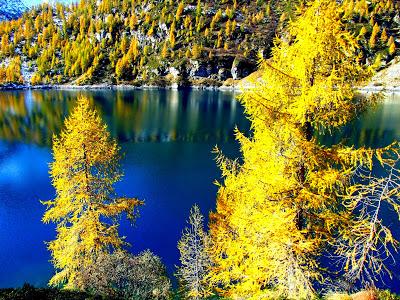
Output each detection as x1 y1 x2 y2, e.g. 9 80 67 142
0 89 247 146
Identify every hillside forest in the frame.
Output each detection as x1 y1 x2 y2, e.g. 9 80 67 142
0 0 398 87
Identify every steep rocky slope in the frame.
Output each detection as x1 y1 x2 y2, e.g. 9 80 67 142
367 57 400 90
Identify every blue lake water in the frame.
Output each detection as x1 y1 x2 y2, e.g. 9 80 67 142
0 89 399 292
0 89 248 288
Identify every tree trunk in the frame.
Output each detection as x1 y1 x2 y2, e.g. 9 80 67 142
296 121 313 230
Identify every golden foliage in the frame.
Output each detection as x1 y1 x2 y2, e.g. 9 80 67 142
176 1 185 21
207 1 392 299
388 36 396 55
42 96 143 289
191 44 202 59
0 56 23 84
161 41 169 59
369 23 380 49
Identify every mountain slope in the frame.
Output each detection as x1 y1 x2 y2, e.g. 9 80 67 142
0 0 26 21
0 0 398 87
0 0 299 86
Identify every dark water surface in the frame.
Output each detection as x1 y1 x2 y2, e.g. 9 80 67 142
0 89 399 291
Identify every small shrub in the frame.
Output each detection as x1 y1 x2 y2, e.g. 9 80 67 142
80 250 171 300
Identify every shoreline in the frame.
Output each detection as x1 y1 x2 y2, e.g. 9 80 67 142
358 85 400 93
0 83 242 92
1 83 400 93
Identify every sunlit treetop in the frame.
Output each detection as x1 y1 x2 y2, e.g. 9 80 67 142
251 0 377 132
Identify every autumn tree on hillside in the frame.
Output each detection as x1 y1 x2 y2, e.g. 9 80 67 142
0 56 23 84
177 205 211 299
42 96 143 289
207 0 400 299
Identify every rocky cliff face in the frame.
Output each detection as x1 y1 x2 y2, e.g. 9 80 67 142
0 0 26 21
367 57 400 90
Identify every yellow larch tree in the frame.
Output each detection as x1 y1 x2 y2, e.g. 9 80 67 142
380 27 388 43
161 41 169 59
369 22 380 49
207 0 399 299
176 1 185 21
0 56 23 84
388 36 396 55
42 96 143 289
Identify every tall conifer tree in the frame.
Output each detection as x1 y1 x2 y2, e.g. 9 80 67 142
43 96 142 289
208 0 400 298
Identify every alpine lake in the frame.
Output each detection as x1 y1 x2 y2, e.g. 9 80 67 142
0 89 399 292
